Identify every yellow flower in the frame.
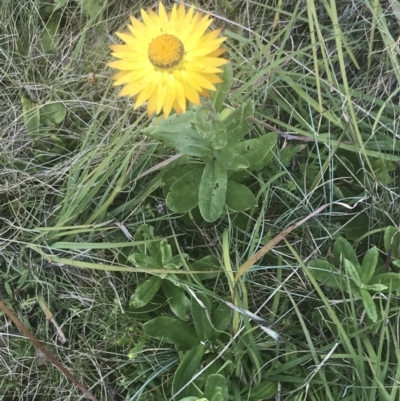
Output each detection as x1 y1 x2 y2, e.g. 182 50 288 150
108 2 229 118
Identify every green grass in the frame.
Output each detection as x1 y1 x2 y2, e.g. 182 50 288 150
1 0 400 400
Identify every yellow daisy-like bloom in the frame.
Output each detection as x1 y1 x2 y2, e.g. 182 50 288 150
108 2 229 117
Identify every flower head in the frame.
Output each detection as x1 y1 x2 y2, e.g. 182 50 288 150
108 2 229 117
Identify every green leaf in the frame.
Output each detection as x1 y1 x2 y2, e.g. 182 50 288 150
194 357 223 392
191 292 213 341
190 255 220 280
125 311 152 321
129 275 162 308
212 63 233 112
126 295 164 320
307 259 343 290
82 0 104 19
204 374 228 401
162 166 199 196
41 13 61 53
199 160 227 222
144 317 199 348
333 237 359 269
372 158 396 185
344 258 361 285
344 212 369 240
176 131 212 157
165 254 188 270
360 289 377 323
332 184 345 199
195 106 214 139
225 181 257 211
248 380 277 401
369 273 400 291
144 112 195 134
384 226 400 259
21 96 40 136
375 265 388 275
212 302 231 336
172 344 206 398
234 133 277 171
176 398 198 401
128 253 161 269
210 396 223 401
40 102 66 127
219 108 233 121
211 120 227 150
362 283 388 292
143 112 211 157
214 147 250 171
162 280 190 321
166 168 203 213
228 169 251 184
134 224 160 256
50 135 67 154
225 100 254 146
166 128 211 157
159 239 173 266
360 246 378 284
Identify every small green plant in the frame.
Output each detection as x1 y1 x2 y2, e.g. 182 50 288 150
127 225 277 400
142 65 277 222
143 291 277 401
21 96 66 136
127 224 190 321
176 374 229 401
21 96 68 160
308 235 400 323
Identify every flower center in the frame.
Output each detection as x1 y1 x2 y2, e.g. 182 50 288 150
148 34 184 69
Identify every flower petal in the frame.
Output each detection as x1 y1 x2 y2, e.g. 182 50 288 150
185 15 213 49
107 60 152 71
134 81 157 110
175 80 186 113
108 2 230 118
127 24 151 47
141 8 161 37
184 71 217 91
147 90 158 116
115 32 138 46
158 2 170 28
163 74 176 117
113 69 149 86
111 71 129 81
173 100 183 115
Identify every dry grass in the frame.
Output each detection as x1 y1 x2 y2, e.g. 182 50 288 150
1 0 400 400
